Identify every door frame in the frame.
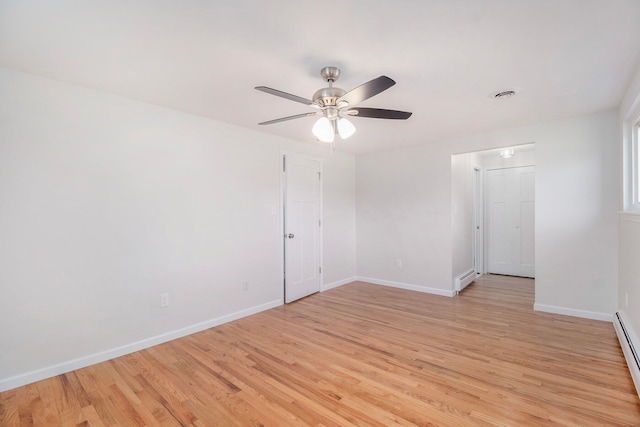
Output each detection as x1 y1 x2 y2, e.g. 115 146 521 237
280 151 323 303
473 167 484 275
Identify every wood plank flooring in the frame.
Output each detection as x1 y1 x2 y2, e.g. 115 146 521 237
1 275 639 426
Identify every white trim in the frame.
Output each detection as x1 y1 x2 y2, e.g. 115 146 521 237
279 150 329 301
622 104 640 212
533 303 613 322
280 153 286 302
319 159 324 290
620 211 640 222
356 276 455 297
0 299 282 392
614 311 640 397
280 150 324 164
473 167 484 275
321 276 356 292
631 121 640 209
281 152 324 303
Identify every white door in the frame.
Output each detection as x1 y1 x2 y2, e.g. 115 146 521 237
283 154 321 303
473 168 483 275
487 166 535 277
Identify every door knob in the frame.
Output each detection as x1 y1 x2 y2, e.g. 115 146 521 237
287 233 295 239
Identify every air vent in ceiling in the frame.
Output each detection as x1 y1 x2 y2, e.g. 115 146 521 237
493 89 518 99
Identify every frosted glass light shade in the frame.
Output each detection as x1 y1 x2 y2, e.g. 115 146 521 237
312 117 334 143
337 118 356 139
500 148 514 158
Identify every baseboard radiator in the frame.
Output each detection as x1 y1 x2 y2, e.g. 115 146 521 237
614 311 640 397
455 269 476 294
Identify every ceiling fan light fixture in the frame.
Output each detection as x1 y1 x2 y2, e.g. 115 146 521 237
312 116 334 143
337 118 356 139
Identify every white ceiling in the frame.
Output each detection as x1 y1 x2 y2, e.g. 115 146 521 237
1 0 639 155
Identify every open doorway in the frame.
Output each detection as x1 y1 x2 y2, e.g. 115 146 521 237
451 144 535 294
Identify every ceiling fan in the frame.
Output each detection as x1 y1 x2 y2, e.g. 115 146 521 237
255 66 412 147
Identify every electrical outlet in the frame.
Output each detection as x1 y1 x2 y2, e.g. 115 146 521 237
396 258 402 268
243 281 249 291
160 293 169 307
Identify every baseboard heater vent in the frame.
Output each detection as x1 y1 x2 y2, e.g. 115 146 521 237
455 269 476 295
614 311 640 397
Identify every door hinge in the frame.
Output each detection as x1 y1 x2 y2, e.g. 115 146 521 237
283 156 286 172
318 171 321 180
319 266 322 274
319 219 321 227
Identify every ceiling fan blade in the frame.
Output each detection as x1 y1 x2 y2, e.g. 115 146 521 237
255 86 313 105
337 76 396 106
258 112 319 125
346 107 412 120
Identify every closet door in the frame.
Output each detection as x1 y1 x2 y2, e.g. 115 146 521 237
487 166 535 278
283 154 321 303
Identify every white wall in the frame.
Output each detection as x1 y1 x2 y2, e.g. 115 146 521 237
533 112 618 319
356 110 619 320
618 62 640 338
0 68 356 390
451 152 475 283
619 218 640 335
321 152 357 289
356 143 454 295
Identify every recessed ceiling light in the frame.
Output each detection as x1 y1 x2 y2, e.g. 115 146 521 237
492 89 519 99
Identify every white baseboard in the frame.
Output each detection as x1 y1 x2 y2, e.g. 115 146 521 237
0 299 282 392
321 276 356 292
533 303 613 322
614 311 640 397
356 276 455 297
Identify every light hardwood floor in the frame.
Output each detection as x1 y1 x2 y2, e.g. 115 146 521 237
1 275 639 426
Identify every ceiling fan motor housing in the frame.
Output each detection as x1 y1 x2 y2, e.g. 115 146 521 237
313 66 348 108
312 86 346 108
